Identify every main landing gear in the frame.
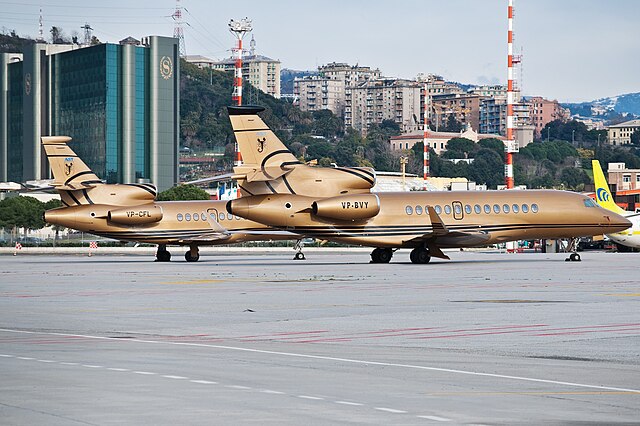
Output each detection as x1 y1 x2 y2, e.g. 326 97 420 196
156 244 171 262
409 247 431 264
185 244 200 262
565 238 581 262
370 247 393 263
293 239 306 260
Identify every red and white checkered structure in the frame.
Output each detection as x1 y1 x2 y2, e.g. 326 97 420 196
505 0 518 189
229 18 252 167
423 83 430 188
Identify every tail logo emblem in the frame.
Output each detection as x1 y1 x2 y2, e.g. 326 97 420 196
257 137 266 153
64 160 73 176
596 187 609 202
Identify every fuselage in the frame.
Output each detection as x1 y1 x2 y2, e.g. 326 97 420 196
606 211 640 248
45 199 291 245
228 190 631 248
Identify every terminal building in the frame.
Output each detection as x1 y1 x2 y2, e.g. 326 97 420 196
0 35 180 191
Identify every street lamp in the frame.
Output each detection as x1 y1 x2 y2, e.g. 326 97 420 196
400 156 408 191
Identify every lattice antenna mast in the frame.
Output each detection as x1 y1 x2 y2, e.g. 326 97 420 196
81 23 93 46
505 0 519 189
37 8 44 42
423 83 430 187
229 18 252 167
228 18 252 106
172 0 186 57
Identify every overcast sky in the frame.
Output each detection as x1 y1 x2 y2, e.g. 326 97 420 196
2 0 638 103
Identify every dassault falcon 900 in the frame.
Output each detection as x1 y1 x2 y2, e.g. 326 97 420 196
41 136 297 262
224 106 631 264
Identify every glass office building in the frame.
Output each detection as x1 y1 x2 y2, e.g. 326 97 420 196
0 36 179 191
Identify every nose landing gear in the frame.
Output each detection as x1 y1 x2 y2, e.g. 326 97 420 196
565 238 581 262
293 239 306 260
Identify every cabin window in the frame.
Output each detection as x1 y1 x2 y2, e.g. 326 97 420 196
235 216 241 220
435 205 442 214
464 205 472 214
454 204 462 215
210 213 217 221
512 204 519 213
484 204 491 214
415 205 423 215
444 205 452 215
193 213 199 221
219 213 225 221
522 204 529 213
201 213 207 221
493 204 500 214
405 205 413 215
531 203 539 213
583 199 596 208
177 213 183 222
185 213 191 221
227 213 233 220
503 204 510 213
474 204 481 214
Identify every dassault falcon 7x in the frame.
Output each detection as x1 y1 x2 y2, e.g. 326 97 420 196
42 136 296 262
225 105 631 264
592 160 640 250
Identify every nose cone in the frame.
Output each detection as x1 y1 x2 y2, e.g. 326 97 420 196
604 212 632 234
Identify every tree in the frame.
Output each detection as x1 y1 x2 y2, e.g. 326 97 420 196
0 196 46 237
440 115 463 132
442 137 475 159
157 184 210 201
50 26 69 44
631 130 640 146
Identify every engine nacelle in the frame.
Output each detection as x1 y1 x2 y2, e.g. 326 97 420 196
108 205 163 224
312 194 380 221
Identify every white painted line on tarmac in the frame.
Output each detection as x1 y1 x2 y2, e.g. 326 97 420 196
81 364 102 368
36 359 55 363
375 407 407 414
17 356 34 360
335 401 364 406
3 328 638 394
0 354 14 357
298 395 324 400
190 380 217 384
107 367 129 371
162 375 187 380
133 371 156 375
226 385 252 390
60 362 79 366
417 415 451 422
260 389 285 395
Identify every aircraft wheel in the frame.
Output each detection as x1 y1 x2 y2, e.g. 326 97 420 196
410 247 431 264
156 249 171 262
293 252 306 260
185 250 200 262
570 253 581 262
371 248 392 264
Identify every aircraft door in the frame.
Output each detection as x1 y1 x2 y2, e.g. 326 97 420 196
452 201 464 220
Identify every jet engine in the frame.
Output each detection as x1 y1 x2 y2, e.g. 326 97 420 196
108 205 163 224
312 194 380 221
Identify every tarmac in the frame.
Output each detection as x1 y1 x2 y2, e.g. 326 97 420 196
0 248 639 425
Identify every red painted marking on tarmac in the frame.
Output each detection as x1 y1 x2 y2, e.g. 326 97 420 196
533 326 640 336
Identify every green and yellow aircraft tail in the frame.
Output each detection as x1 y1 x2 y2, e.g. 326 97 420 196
592 160 626 215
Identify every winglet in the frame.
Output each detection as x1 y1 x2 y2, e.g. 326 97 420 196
592 160 626 215
426 205 449 236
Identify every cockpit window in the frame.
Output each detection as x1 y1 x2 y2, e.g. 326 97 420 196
584 198 597 208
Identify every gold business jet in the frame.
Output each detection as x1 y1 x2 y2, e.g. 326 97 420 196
225 106 631 263
41 136 297 262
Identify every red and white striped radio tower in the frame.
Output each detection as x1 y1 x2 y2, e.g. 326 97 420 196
504 0 519 189
229 18 252 167
423 83 430 188
172 0 186 57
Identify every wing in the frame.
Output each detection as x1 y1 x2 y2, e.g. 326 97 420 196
404 206 490 259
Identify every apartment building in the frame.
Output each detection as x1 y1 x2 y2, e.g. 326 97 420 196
430 94 482 132
528 96 567 139
206 37 281 99
607 119 640 146
294 76 345 116
345 79 421 136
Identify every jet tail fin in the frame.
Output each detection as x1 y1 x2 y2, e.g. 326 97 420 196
592 160 626 215
228 106 301 181
42 136 103 189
